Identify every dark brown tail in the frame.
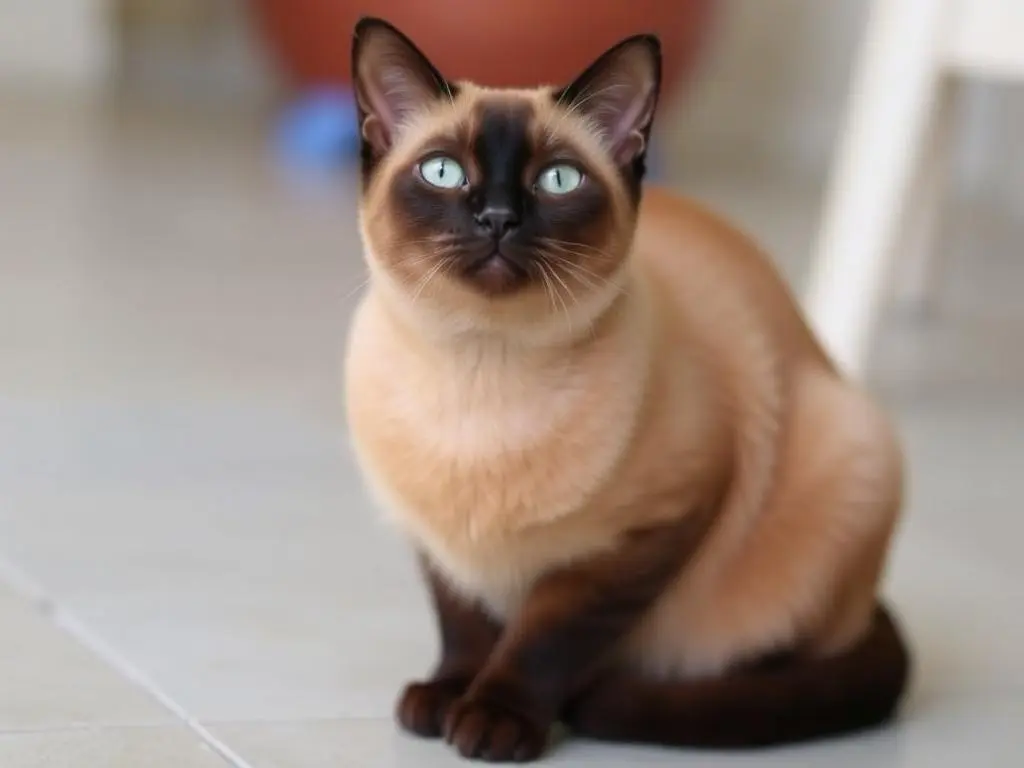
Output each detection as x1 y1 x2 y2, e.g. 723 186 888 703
564 603 911 748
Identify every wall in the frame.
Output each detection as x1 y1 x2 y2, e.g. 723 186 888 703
0 0 112 93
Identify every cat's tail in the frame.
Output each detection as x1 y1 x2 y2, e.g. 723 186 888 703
564 603 911 748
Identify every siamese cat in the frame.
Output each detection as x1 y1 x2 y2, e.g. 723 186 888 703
345 17 910 763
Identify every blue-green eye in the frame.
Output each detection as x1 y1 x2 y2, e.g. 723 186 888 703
537 164 583 195
419 156 466 189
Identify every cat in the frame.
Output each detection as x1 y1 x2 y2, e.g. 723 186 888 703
344 16 910 763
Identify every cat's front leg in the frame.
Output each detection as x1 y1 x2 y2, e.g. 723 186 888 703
443 513 712 763
397 556 503 739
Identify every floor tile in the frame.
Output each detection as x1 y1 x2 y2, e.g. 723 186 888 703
0 727 231 768
0 584 168 731
0 401 433 720
212 692 1024 767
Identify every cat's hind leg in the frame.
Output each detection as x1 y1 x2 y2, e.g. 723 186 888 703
563 603 910 748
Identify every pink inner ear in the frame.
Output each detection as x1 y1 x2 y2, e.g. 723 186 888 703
608 89 655 163
361 67 410 146
356 52 438 153
361 114 390 154
613 131 646 166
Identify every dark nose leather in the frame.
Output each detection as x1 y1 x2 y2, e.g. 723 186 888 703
474 206 520 239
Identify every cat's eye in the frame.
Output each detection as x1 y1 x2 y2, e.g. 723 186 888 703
536 164 583 195
419 156 466 189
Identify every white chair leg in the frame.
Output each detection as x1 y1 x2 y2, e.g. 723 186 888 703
803 0 953 378
890 77 960 313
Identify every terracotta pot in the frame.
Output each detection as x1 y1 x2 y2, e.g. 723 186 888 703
250 0 716 97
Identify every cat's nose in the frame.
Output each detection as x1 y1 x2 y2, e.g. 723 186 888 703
474 206 520 240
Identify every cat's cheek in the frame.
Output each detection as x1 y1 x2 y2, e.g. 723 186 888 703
537 193 624 281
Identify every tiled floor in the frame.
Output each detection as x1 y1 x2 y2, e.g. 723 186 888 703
1 101 1022 766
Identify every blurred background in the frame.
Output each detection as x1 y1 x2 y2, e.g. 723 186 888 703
0 1 1021 766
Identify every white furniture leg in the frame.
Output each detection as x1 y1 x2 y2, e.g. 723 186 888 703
803 0 953 378
890 77 960 312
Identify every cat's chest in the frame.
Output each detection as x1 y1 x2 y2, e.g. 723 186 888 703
353 383 622 607
347 344 637 605
353 359 618 540
344 298 649 606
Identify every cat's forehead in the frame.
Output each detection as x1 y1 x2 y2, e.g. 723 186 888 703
457 84 555 116
458 90 547 144
466 97 533 142
438 86 591 158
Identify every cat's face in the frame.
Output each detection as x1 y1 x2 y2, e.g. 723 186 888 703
352 18 661 336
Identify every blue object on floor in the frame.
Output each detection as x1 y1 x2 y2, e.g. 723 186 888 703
275 88 360 170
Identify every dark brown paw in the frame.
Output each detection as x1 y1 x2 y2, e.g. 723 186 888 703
396 679 469 739
443 693 548 762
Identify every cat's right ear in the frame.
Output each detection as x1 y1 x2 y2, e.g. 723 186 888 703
555 35 661 168
351 17 453 158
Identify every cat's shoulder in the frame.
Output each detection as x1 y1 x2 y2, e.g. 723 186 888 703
637 187 771 269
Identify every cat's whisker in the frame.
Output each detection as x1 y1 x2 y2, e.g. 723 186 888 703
540 246 605 276
540 250 602 291
541 237 620 262
394 235 459 255
535 259 557 313
410 257 451 305
540 237 602 256
538 259 573 334
542 254 602 341
544 257 578 311
541 244 631 302
338 241 456 305
392 236 465 274
552 261 603 293
340 272 372 302
393 254 441 280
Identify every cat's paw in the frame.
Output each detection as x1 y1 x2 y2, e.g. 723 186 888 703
396 678 469 739
443 691 549 763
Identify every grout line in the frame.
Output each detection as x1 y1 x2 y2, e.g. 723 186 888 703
52 612 259 768
0 556 52 609
0 556 257 768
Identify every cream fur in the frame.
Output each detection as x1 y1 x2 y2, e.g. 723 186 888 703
345 183 904 680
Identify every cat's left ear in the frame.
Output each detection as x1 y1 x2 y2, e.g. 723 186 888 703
351 17 453 158
556 35 661 166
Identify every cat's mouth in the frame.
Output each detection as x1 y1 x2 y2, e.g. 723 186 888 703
460 249 531 296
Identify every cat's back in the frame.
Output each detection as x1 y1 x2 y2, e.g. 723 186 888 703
633 186 832 371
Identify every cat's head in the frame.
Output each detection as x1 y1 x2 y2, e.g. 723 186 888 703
352 17 661 339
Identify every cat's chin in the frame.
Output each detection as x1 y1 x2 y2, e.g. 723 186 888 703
458 252 531 297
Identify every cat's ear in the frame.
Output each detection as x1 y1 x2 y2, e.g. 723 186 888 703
351 17 453 156
556 35 661 166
